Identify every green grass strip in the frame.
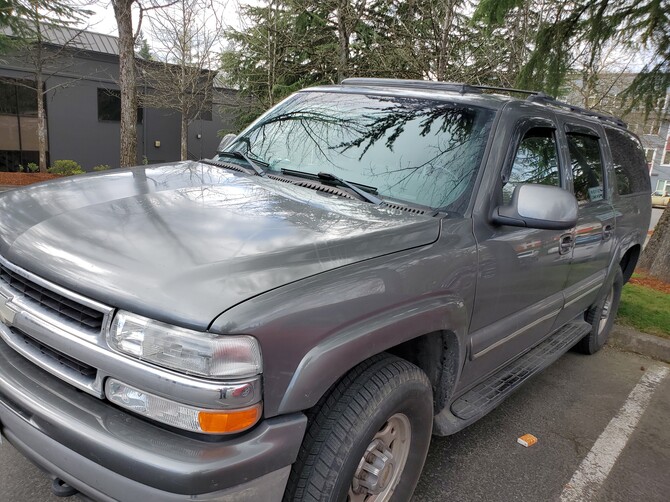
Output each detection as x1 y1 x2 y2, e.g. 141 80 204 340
617 283 670 339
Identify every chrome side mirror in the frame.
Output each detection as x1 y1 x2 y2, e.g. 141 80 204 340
492 184 578 230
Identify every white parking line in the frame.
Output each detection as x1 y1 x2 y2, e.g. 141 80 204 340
560 365 669 502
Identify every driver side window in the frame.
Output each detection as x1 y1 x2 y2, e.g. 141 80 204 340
503 127 560 204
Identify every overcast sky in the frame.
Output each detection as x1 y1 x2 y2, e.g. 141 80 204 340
84 1 241 37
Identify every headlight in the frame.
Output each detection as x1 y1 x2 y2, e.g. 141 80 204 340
108 311 262 379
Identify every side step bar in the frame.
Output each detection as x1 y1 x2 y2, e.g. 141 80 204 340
451 321 591 421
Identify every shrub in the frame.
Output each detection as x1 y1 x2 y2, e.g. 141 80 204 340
48 160 85 176
27 162 39 172
93 164 112 172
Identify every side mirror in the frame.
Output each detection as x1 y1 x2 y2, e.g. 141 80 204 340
216 133 237 154
492 184 578 230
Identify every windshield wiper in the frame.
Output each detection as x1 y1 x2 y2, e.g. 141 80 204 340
317 172 382 205
280 168 382 205
217 151 266 177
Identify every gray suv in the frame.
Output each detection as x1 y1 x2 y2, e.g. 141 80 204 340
0 78 651 501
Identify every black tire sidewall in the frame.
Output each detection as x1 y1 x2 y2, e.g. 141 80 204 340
329 374 433 502
586 267 624 353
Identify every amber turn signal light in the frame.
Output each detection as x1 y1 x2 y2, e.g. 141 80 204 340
199 403 263 434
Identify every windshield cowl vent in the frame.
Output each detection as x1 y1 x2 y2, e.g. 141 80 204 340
267 174 294 184
206 160 248 174
383 202 426 215
267 174 356 200
295 181 356 199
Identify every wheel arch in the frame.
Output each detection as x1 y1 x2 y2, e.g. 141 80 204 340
276 295 469 415
619 244 640 284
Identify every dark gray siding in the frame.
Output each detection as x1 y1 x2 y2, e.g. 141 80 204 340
1 49 237 170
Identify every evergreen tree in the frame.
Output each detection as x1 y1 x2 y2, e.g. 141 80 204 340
136 33 153 60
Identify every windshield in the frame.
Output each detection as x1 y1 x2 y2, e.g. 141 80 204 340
227 91 495 211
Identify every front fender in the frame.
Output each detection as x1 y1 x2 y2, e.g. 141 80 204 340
209 218 478 417
276 293 468 415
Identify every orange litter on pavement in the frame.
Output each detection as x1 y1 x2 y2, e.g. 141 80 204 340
517 434 538 447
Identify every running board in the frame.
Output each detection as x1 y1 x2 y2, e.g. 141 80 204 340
451 321 591 421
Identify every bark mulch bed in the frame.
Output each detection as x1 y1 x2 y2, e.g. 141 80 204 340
629 274 670 295
0 172 62 186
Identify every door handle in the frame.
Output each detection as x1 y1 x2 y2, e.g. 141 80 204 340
603 224 613 241
559 233 574 255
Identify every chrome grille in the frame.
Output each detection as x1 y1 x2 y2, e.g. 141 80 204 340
12 327 96 378
0 263 104 331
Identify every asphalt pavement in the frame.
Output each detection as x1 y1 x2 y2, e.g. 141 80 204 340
413 347 669 502
1 347 668 502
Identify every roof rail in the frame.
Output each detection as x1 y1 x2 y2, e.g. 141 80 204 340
340 78 482 94
527 94 627 129
339 77 628 129
471 85 550 97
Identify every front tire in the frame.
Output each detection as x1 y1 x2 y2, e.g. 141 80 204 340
284 354 433 502
576 267 623 355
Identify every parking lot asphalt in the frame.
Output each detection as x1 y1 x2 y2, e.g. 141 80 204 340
1 347 668 502
413 347 669 502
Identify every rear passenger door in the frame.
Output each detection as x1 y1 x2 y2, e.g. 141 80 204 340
554 121 616 325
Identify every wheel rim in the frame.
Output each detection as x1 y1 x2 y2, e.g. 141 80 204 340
598 286 615 336
348 413 411 502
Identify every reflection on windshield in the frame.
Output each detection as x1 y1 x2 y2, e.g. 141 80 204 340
230 91 495 211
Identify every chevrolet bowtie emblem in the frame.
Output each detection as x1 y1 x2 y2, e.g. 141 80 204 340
0 297 16 326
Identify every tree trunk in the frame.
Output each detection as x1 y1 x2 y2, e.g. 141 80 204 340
181 111 188 161
638 206 670 282
32 14 47 173
36 75 47 173
267 0 276 106
437 0 456 81
337 0 349 82
113 0 138 168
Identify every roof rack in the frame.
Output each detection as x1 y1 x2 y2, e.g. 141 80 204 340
526 94 627 128
339 78 627 129
340 78 482 94
471 85 550 97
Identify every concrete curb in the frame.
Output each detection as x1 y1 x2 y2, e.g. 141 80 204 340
609 324 670 363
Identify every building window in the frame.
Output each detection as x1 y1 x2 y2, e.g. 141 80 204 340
97 88 143 123
645 149 656 170
663 132 670 165
647 118 660 136
0 78 44 170
195 107 212 121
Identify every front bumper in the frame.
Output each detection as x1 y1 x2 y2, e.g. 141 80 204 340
0 338 307 501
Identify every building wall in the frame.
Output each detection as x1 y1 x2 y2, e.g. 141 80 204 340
1 49 236 170
643 121 670 192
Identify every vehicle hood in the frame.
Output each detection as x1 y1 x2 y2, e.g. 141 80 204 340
0 162 439 329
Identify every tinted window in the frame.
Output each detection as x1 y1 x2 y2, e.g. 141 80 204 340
605 127 650 195
568 133 605 204
0 79 37 116
98 88 143 123
503 127 560 204
229 92 495 211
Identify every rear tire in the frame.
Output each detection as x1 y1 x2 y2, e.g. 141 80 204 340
283 354 433 502
576 267 623 355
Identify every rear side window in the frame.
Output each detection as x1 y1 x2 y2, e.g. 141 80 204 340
567 133 605 204
604 127 650 195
